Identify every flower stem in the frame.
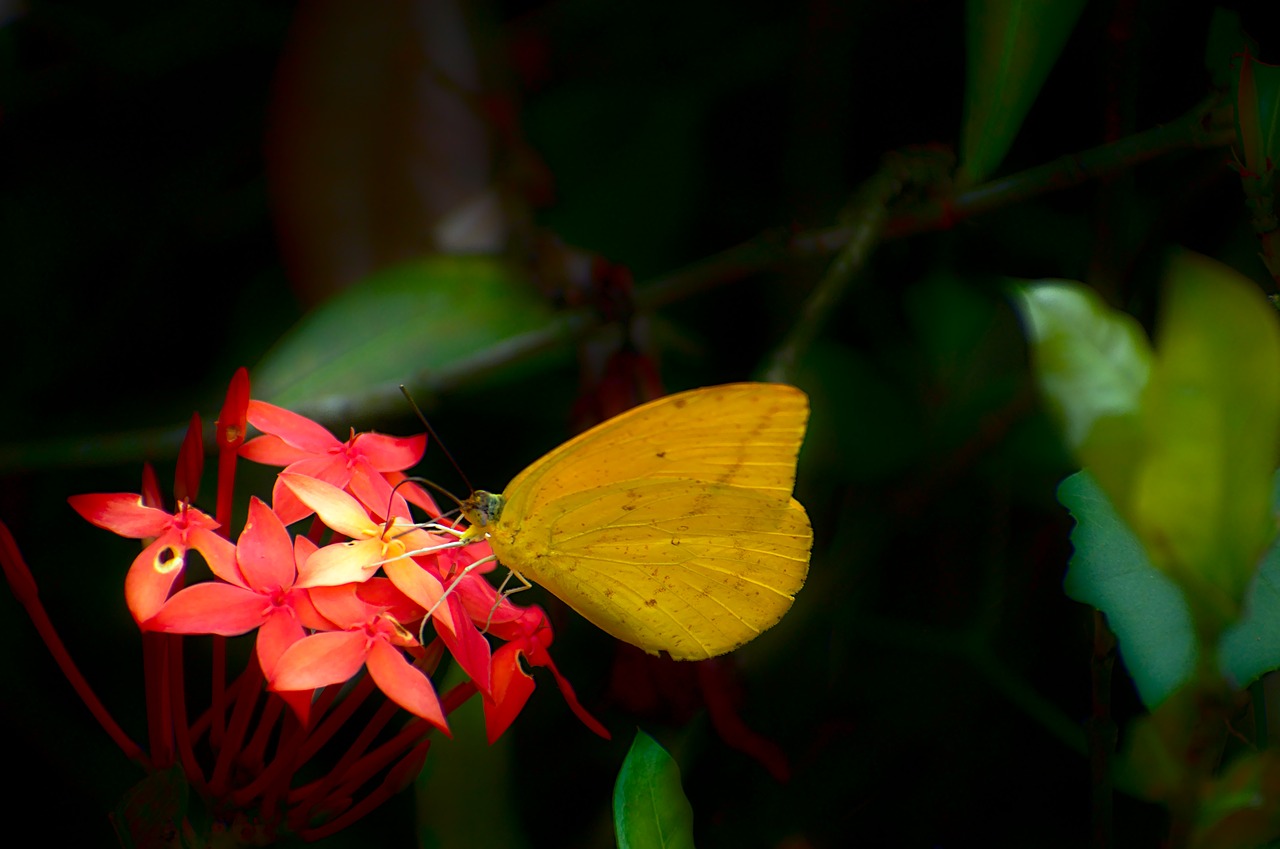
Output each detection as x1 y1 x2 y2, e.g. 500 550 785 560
0 520 150 768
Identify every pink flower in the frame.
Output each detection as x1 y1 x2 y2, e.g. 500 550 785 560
269 582 449 732
144 497 326 721
279 473 449 588
69 490 236 624
240 400 426 525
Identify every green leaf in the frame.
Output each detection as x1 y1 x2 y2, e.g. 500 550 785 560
251 255 557 408
959 0 1088 184
613 730 696 849
1061 469 1280 708
1060 470 1196 707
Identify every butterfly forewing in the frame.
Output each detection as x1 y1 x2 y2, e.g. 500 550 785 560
501 383 809 521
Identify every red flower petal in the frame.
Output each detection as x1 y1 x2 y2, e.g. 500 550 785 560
270 458 351 525
240 434 314 466
433 593 492 696
382 559 446 614
187 525 239 585
280 474 374 538
295 538 383 588
271 630 367 691
354 577 424 624
346 462 404 522
366 640 449 732
483 641 536 743
256 606 307 680
236 497 297 591
68 493 173 538
306 583 367 628
144 582 269 635
351 432 426 471
124 535 190 623
247 400 341 454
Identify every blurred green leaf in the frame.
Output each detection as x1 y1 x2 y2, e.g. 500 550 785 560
1218 471 1280 692
1204 8 1256 91
959 0 1088 184
251 256 556 408
614 731 696 849
1191 750 1280 849
1020 253 1280 633
1061 469 1280 708
1118 685 1199 802
1010 279 1151 453
416 680 528 849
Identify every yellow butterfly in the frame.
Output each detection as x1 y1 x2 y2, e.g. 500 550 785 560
455 382 812 660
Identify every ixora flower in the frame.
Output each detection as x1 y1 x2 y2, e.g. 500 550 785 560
0 369 607 845
68 484 236 624
239 399 428 525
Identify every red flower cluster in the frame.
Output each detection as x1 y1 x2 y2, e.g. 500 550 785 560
4 369 605 843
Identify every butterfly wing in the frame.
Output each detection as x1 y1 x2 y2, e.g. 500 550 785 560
491 383 811 659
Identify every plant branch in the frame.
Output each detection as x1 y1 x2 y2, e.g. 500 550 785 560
0 96 1235 473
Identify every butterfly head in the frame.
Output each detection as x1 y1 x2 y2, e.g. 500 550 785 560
458 490 505 541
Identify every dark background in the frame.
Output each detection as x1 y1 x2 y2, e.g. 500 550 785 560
3 1 1278 846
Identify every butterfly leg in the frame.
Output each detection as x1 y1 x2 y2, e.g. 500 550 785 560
417 553 497 645
481 568 534 635
368 537 468 571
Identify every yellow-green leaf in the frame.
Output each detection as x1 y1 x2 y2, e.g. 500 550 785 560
1129 251 1280 630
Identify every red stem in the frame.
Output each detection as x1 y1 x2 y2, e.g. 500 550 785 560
209 660 264 796
142 633 173 768
296 741 432 842
0 520 150 768
168 633 210 798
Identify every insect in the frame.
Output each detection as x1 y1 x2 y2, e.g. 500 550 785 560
449 382 812 660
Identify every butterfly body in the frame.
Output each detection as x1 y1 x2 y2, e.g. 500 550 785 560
459 383 812 660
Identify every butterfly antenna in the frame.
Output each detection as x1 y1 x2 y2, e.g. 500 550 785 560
386 475 471 537
400 385 475 495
